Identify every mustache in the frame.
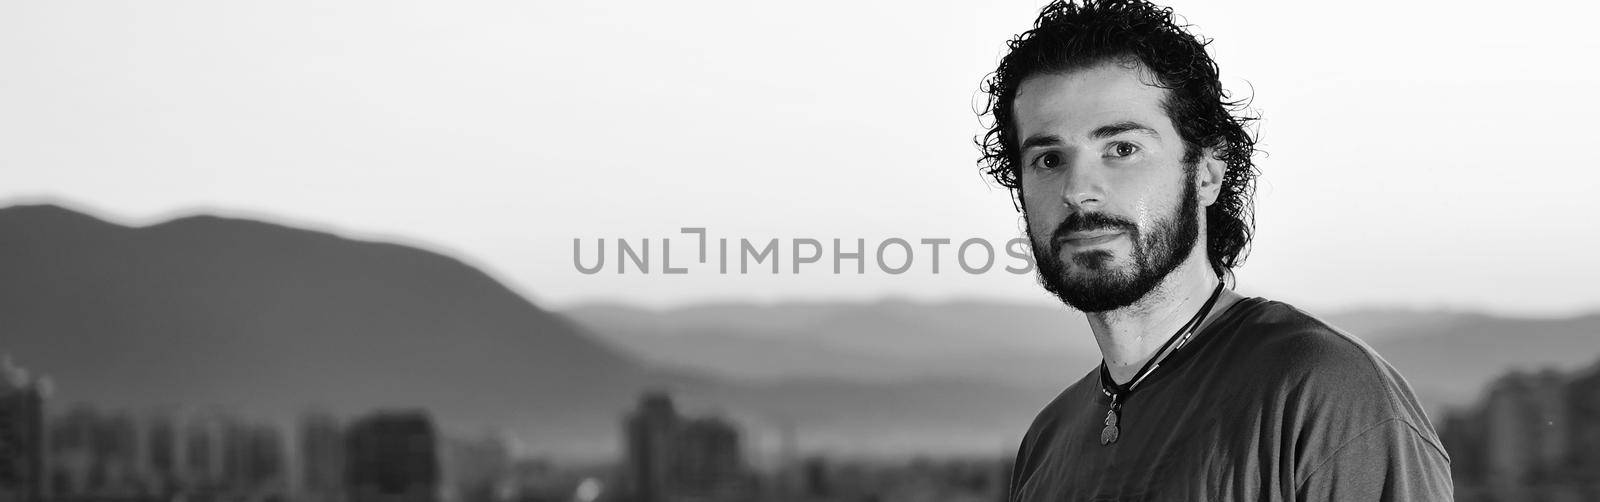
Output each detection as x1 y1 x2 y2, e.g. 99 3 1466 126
1051 212 1137 243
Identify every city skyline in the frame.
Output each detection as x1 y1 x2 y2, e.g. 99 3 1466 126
15 349 1600 501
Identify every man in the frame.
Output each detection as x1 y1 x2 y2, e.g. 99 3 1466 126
975 1 1452 500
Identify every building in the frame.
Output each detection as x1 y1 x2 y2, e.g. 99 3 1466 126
144 413 179 495
1482 369 1568 496
221 420 286 497
181 412 227 491
1566 362 1600 497
300 411 346 502
1438 410 1485 491
346 410 439 502
674 417 742 499
1442 360 1600 501
622 392 748 502
0 357 45 502
625 392 678 502
46 406 97 498
442 434 510 502
45 406 145 498
96 411 141 495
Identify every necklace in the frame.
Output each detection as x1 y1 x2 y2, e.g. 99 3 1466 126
1098 281 1225 446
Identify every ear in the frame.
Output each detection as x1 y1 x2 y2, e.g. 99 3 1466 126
1195 147 1227 207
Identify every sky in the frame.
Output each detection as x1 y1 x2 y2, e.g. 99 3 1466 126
3 0 1598 316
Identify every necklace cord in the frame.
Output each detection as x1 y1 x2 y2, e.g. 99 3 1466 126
1100 281 1227 397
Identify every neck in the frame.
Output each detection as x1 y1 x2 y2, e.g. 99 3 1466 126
1087 255 1241 385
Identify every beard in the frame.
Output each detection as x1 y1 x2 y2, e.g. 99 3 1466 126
1027 169 1201 313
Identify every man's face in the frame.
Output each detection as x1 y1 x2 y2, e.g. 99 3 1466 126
1014 61 1205 312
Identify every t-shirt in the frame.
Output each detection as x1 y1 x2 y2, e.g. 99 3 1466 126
1006 297 1453 501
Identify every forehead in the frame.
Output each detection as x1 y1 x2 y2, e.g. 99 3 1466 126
1012 62 1175 140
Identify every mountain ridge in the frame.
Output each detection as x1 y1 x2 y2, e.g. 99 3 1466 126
0 203 1048 459
8 202 1595 460
566 298 1600 416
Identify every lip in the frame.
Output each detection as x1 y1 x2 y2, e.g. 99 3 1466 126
1058 231 1125 247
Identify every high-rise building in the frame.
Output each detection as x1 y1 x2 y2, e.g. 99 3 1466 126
46 406 97 498
1435 358 1600 500
346 410 439 502
799 456 832 499
1437 410 1486 489
144 412 180 496
675 417 743 498
300 411 345 502
95 411 142 496
625 392 680 502
623 392 748 502
0 356 45 502
181 412 226 490
1566 362 1600 498
220 420 286 494
1483 369 1568 498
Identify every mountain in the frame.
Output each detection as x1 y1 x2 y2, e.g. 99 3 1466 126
13 201 1579 460
563 302 1486 387
566 301 1101 387
1321 308 1488 343
0 204 667 456
567 301 1600 417
0 203 1048 459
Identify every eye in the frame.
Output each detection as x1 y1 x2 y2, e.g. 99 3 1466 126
1107 142 1140 158
1034 152 1064 170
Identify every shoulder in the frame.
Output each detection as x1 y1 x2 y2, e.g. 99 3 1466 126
1227 299 1381 370
1012 368 1098 473
1223 299 1450 472
1017 367 1098 446
1228 300 1426 417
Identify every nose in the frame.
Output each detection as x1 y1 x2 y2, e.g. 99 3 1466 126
1060 159 1106 211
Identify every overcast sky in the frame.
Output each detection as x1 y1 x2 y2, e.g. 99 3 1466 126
4 0 1598 316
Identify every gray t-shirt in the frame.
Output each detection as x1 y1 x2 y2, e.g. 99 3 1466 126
1007 297 1452 501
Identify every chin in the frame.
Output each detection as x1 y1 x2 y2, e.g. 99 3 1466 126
1067 249 1126 271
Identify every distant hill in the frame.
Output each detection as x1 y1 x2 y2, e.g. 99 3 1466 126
565 301 1101 387
0 203 1047 459
10 202 1586 460
1320 308 1488 343
0 204 665 456
1373 314 1600 413
567 301 1600 416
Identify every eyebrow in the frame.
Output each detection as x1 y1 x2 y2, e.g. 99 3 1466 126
1019 134 1064 151
1019 121 1161 152
1090 121 1160 140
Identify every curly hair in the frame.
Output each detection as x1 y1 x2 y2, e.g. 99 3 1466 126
976 0 1259 278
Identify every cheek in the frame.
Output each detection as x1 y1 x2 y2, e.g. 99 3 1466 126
1025 211 1057 241
1131 184 1186 237
1019 171 1059 210
1133 197 1154 232
1019 179 1064 235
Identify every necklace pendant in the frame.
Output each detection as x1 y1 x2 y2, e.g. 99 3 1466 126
1100 408 1120 445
